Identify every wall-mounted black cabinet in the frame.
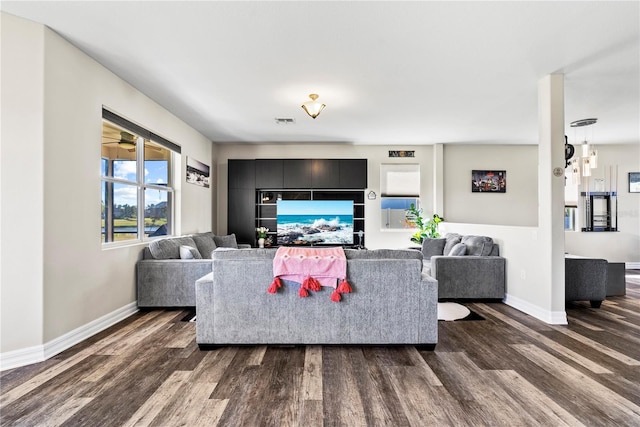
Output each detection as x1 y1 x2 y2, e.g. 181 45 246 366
311 159 340 188
283 159 312 188
228 158 368 245
228 159 255 189
255 159 283 188
339 159 367 189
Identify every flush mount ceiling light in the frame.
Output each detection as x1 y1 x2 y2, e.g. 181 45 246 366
301 94 326 119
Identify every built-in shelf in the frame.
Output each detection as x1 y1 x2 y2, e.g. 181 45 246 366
581 191 618 232
256 189 365 247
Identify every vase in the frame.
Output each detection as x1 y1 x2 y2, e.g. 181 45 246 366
258 238 265 248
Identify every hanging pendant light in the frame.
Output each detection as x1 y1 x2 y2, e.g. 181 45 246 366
582 157 591 177
572 158 581 184
570 118 598 173
301 94 326 119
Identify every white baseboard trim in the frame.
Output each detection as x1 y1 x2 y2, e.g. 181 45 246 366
504 293 568 325
626 262 640 270
0 302 138 371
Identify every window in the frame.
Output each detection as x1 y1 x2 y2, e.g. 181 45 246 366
101 109 179 244
380 164 421 229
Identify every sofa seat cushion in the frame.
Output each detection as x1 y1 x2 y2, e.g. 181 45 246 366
422 260 432 277
192 232 217 259
461 235 494 256
149 236 199 259
421 238 446 259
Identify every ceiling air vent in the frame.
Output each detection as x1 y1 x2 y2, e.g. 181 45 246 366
274 117 295 124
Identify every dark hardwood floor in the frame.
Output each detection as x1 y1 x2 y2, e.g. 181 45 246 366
2 271 640 426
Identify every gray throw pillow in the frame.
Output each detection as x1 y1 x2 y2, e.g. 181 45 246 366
148 236 199 259
214 233 238 249
192 232 217 259
461 235 494 256
443 233 462 256
448 242 467 256
179 245 202 259
421 238 446 259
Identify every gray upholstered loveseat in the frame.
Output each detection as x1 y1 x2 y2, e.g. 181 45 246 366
421 233 506 300
136 232 249 308
195 248 438 347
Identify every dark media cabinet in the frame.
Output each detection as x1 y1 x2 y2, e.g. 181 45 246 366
228 159 368 247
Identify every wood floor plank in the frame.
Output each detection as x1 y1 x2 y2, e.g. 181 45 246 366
297 399 323 427
488 370 584 427
548 324 640 365
513 343 640 425
121 370 192 427
153 381 218 427
321 347 368 425
475 303 613 374
384 364 467 426
566 316 605 331
193 398 229 426
301 345 323 400
244 345 268 366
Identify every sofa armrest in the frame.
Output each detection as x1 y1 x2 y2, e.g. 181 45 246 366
565 258 607 303
137 259 212 307
431 255 505 299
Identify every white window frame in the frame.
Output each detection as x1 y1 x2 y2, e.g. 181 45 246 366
101 112 177 246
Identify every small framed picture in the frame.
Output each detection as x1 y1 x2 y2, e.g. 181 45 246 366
472 170 506 193
186 157 210 188
629 172 640 193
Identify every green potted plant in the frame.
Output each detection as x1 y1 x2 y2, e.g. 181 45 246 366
405 203 444 244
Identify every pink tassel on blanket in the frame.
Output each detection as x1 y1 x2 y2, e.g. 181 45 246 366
299 286 309 297
267 277 282 294
331 288 342 302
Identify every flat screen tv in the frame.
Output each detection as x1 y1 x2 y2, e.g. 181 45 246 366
277 200 354 246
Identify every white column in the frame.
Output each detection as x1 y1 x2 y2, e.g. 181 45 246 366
432 143 444 217
538 74 567 324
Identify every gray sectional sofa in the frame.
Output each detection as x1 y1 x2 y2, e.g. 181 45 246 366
195 248 438 347
421 233 506 300
136 232 249 308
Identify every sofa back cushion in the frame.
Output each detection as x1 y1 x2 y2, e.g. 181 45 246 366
213 233 239 249
461 235 494 256
345 248 423 260
421 238 446 259
149 236 199 259
192 232 217 259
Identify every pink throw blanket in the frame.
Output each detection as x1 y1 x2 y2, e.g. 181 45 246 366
268 246 352 301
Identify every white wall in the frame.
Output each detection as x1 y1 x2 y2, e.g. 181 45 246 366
565 143 640 263
443 145 539 226
1 13 213 367
1 13 46 360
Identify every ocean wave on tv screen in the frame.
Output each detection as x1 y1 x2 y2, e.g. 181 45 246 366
277 215 353 244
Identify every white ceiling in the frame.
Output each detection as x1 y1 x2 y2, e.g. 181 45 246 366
2 1 639 146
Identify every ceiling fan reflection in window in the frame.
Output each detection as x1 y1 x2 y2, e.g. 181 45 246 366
102 130 161 153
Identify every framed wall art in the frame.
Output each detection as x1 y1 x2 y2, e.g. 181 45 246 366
186 156 210 188
629 172 640 193
472 170 506 193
